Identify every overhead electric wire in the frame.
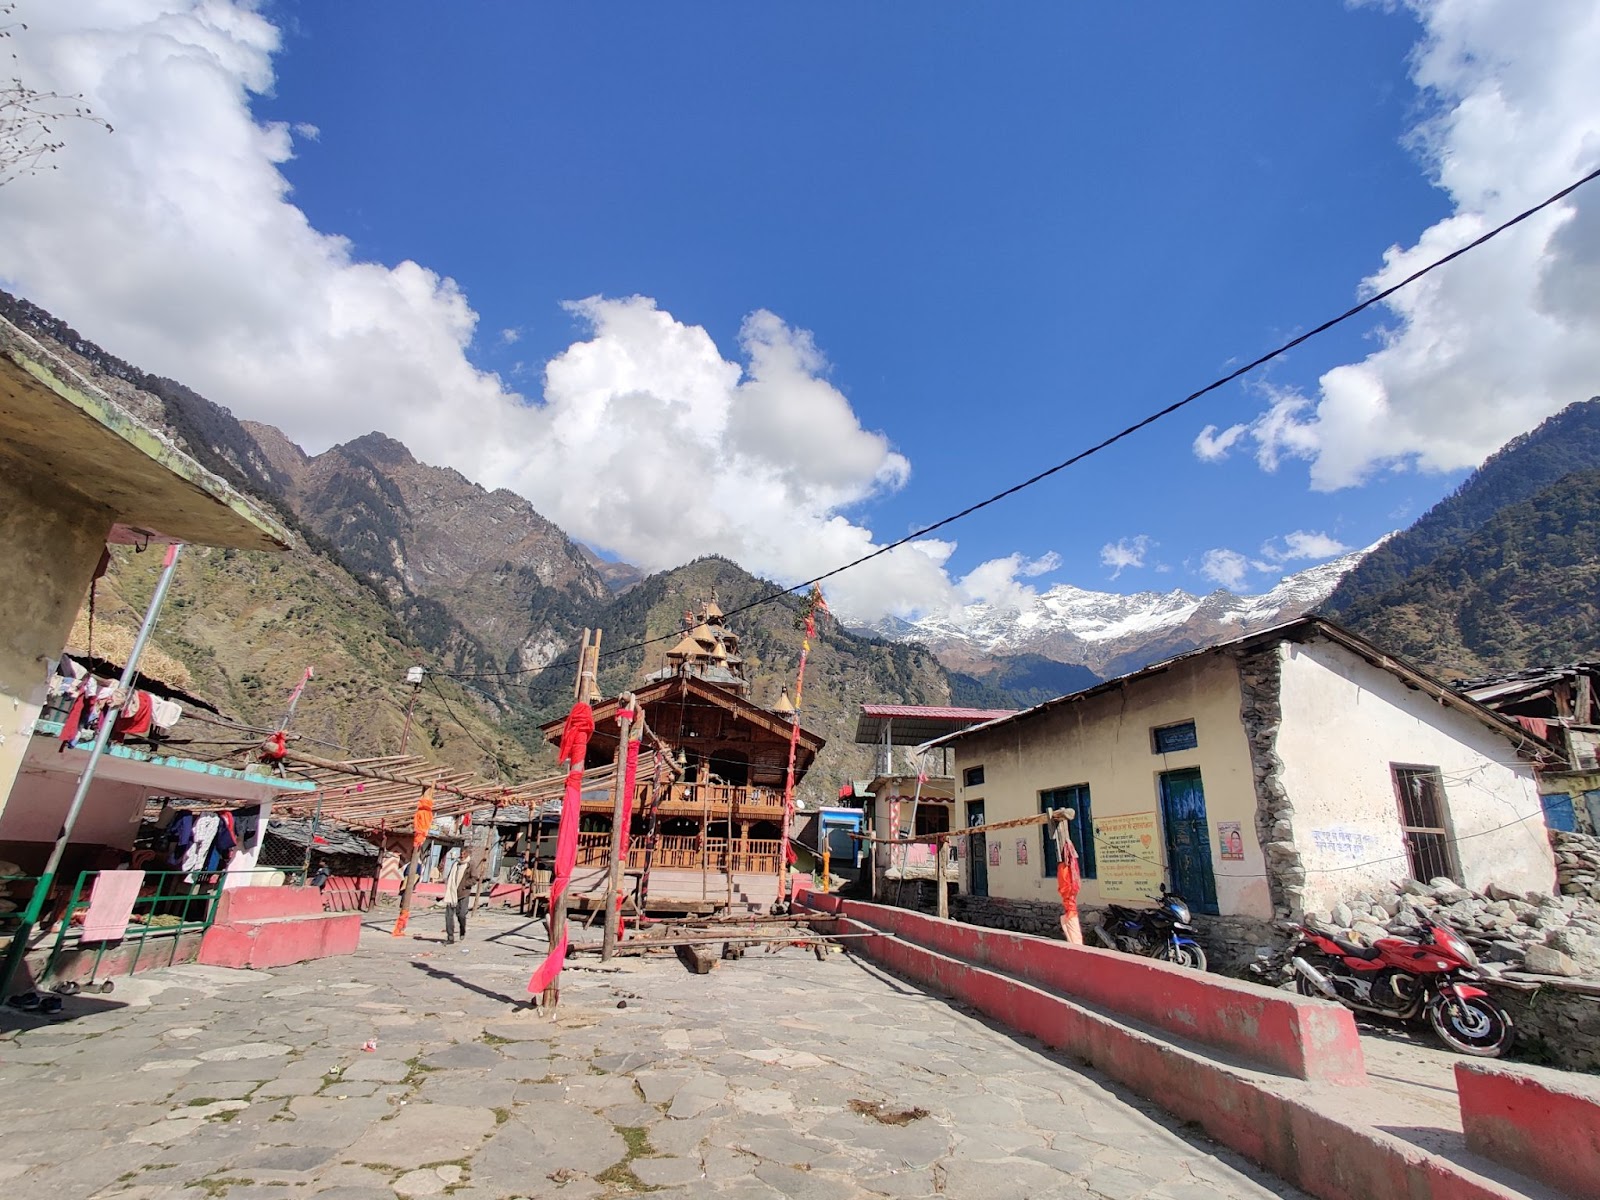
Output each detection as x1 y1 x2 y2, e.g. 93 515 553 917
440 163 1600 684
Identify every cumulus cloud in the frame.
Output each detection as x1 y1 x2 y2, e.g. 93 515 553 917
499 327 521 345
1199 548 1253 590
1192 423 1247 462
0 2 1057 623
1200 0 1600 489
1099 536 1152 579
1259 530 1350 564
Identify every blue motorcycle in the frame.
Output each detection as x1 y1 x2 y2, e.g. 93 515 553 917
1091 885 1208 971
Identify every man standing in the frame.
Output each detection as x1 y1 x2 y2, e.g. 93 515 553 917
1049 808 1083 944
443 851 475 944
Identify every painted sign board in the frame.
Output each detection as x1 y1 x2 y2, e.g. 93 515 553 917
1094 811 1162 901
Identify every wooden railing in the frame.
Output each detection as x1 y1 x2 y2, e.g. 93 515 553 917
627 782 787 813
569 831 780 873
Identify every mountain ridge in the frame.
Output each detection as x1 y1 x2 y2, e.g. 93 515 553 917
864 543 1378 678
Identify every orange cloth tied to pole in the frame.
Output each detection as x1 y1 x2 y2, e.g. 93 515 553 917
390 784 436 937
527 702 594 994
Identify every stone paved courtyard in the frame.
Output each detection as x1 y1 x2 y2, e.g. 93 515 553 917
0 908 1304 1199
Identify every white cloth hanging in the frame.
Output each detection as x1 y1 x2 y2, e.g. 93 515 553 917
182 812 220 880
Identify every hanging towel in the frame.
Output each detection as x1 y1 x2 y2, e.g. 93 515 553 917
182 813 220 881
80 869 145 942
150 697 183 733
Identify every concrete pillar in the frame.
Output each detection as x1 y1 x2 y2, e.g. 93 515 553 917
0 467 110 826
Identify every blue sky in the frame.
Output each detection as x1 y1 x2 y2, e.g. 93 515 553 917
263 2 1438 579
3 2 1597 618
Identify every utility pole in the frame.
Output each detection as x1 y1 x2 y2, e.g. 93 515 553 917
400 665 425 754
1 543 183 999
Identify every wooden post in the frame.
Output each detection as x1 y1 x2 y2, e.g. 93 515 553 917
544 628 595 1008
936 843 948 920
601 695 636 962
725 788 735 912
698 774 709 902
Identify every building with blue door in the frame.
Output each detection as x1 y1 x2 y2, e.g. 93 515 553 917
928 618 1560 963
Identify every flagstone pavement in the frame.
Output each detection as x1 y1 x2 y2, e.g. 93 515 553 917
0 908 1305 1199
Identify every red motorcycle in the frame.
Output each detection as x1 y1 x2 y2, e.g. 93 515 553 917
1289 919 1514 1057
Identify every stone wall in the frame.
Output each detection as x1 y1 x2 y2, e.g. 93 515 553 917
1233 645 1303 919
1485 981 1600 1075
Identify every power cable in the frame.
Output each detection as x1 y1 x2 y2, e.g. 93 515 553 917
425 671 510 779
440 162 1600 684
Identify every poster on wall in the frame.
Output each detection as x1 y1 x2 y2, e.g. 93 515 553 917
1094 811 1162 901
1015 839 1028 866
987 842 1000 867
1218 820 1245 861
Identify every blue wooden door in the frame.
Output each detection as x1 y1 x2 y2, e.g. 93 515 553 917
966 801 987 898
1159 769 1218 915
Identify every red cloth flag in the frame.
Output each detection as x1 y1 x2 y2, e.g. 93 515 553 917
527 702 594 994
611 733 642 940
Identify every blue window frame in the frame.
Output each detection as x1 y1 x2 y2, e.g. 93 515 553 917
1153 721 1198 754
1040 786 1095 879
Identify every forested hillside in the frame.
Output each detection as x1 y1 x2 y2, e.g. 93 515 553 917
1326 398 1600 614
1333 468 1600 677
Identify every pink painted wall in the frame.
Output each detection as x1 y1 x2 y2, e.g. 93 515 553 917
1457 1060 1600 1198
803 892 1364 1085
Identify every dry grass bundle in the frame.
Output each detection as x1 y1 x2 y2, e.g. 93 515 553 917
65 608 194 690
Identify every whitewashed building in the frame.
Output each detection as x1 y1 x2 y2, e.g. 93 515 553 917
929 618 1558 959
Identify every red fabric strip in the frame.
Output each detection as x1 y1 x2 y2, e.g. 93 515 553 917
528 702 593 994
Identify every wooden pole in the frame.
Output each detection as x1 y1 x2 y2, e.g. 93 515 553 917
700 783 709 902
725 787 735 912
936 842 949 919
544 628 592 1008
601 694 637 962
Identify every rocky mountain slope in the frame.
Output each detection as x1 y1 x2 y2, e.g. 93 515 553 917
1326 398 1600 616
0 290 957 796
867 545 1375 679
1332 466 1600 677
240 422 610 675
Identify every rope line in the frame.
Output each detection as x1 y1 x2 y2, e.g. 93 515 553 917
439 164 1600 683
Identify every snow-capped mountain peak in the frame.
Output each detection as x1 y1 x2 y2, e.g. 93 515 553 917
865 542 1381 678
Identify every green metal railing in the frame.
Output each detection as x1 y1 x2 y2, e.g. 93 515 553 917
39 868 232 984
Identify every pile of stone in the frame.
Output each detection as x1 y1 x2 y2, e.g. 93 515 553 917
1552 829 1600 898
1304 874 1600 981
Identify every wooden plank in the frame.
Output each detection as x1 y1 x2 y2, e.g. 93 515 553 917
675 941 719 974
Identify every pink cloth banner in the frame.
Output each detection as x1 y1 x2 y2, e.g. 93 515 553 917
81 869 145 942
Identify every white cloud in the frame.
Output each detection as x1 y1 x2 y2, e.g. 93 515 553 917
292 121 319 141
1192 423 1247 462
1259 530 1350 564
0 3 1056 624
1099 535 1151 579
1211 0 1600 490
499 327 520 345
1199 548 1253 590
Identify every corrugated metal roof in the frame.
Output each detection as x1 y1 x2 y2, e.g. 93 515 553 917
854 705 1017 747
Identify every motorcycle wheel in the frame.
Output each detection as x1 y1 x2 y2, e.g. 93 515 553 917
1426 994 1514 1057
1157 940 1208 971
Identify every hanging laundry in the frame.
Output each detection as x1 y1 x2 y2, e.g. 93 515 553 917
113 689 155 740
149 697 183 734
181 813 219 881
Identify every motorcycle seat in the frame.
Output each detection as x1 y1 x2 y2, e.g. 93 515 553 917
1330 937 1383 961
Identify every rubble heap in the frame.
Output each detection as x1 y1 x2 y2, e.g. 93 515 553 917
1304 872 1600 981
1553 829 1600 899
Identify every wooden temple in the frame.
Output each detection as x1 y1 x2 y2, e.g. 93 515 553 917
540 601 826 913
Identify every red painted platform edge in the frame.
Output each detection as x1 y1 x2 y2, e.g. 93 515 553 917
1456 1060 1600 1199
799 891 1365 1085
214 885 326 923
197 912 361 970
829 912 1527 1200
